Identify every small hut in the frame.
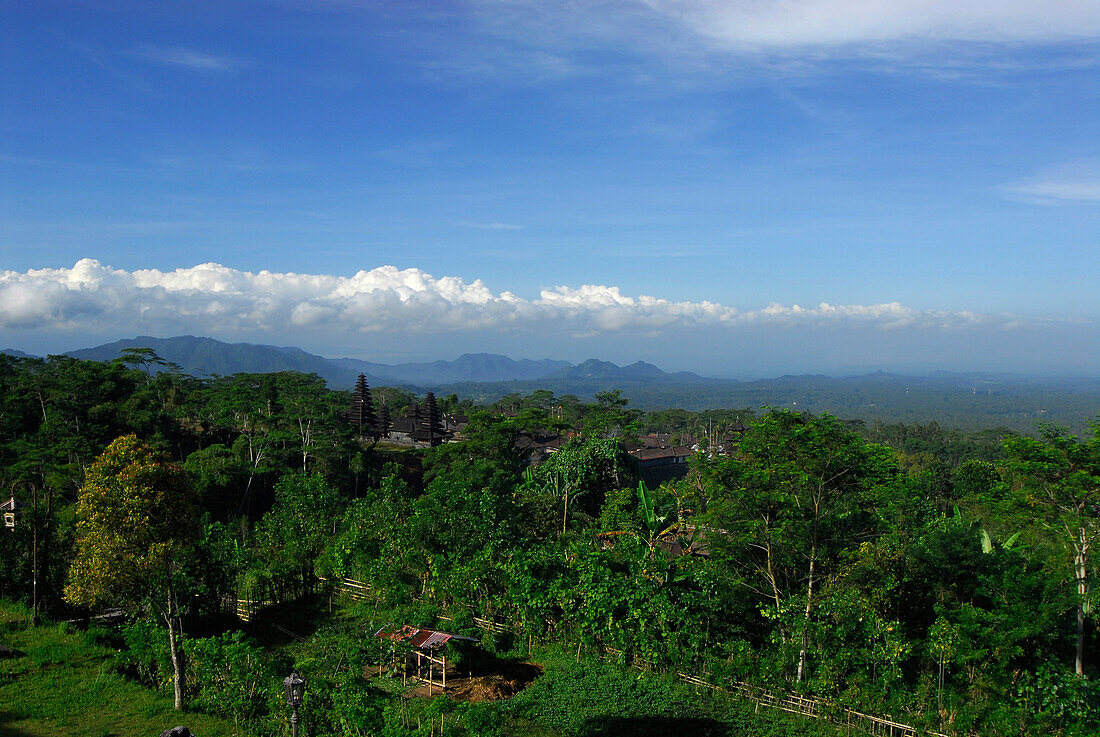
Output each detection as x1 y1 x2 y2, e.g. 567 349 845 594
374 625 478 693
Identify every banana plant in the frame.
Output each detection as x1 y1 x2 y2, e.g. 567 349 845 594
981 528 1023 554
636 480 666 537
597 481 681 578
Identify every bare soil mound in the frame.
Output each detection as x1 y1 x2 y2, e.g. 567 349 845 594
404 662 542 702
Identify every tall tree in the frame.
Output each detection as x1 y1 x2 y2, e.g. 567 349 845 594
583 389 641 442
65 435 199 709
708 410 894 684
273 372 336 472
113 346 174 376
200 374 281 514
254 472 343 602
1004 422 1100 675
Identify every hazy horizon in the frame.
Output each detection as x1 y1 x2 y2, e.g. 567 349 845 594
6 330 1100 383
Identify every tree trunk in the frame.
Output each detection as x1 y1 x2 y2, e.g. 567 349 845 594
298 417 311 472
36 388 48 423
165 593 186 710
797 548 816 684
41 484 53 624
1076 528 1088 676
761 536 786 643
240 440 266 517
562 487 569 536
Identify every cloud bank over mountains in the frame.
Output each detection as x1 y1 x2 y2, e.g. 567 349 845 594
0 259 1008 342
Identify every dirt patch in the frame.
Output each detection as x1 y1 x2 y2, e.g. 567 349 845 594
453 661 542 702
399 662 542 703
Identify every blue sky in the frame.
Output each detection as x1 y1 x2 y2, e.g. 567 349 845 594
1 1 1098 376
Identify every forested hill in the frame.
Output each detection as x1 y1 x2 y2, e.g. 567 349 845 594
65 335 365 386
61 336 701 387
40 335 1100 432
544 358 716 384
62 336 571 387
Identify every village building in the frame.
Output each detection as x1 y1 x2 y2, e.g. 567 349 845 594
515 433 566 462
382 398 463 447
626 434 695 486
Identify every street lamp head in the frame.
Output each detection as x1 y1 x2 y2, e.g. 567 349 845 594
283 671 306 708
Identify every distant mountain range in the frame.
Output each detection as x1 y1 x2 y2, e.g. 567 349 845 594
548 358 715 385
65 336 365 385
5 335 1099 432
59 336 723 390
56 335 666 388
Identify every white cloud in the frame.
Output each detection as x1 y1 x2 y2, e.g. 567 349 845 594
456 0 1100 80
130 46 244 72
457 221 525 231
1007 159 1100 204
0 260 1017 342
641 0 1100 49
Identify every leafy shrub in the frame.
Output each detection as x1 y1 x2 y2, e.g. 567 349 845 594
117 619 172 689
1014 665 1100 736
504 655 839 736
185 630 277 723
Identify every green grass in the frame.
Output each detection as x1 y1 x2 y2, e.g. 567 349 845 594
0 601 261 737
499 649 844 737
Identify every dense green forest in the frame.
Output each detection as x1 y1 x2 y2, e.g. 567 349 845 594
1 352 1098 736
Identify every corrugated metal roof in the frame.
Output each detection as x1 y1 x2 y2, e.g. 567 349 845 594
374 625 477 650
417 631 453 649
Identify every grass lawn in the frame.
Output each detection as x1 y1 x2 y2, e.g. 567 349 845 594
0 601 261 737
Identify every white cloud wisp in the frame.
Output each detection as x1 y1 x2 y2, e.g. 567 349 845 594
129 45 244 72
641 0 1100 50
1007 159 1100 204
455 0 1100 82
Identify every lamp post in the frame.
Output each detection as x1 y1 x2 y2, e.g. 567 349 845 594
11 481 38 626
283 671 306 737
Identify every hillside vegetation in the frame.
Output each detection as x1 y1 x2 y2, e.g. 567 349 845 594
0 351 1098 736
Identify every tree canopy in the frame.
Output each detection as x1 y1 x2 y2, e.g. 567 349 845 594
65 434 199 709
